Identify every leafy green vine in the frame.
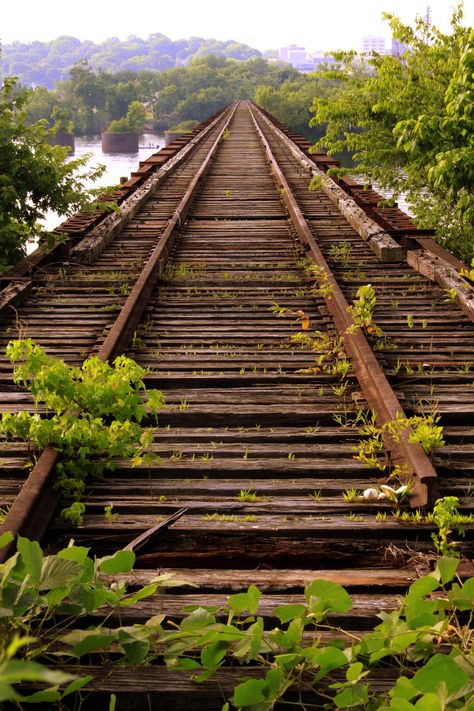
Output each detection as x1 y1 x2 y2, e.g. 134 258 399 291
0 339 165 522
0 533 473 709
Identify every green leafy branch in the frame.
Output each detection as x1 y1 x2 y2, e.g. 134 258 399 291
1 339 165 522
1 531 473 708
346 284 383 337
0 531 181 705
354 409 445 479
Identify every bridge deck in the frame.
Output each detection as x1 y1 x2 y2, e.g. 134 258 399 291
0 101 472 708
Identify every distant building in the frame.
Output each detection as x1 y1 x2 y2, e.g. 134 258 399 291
362 35 386 56
279 45 307 65
279 45 338 73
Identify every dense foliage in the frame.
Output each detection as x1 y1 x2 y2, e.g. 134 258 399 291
106 99 148 133
0 33 261 89
255 69 340 141
151 55 298 130
1 339 164 521
0 78 104 269
22 56 300 135
0 531 473 709
309 6 474 262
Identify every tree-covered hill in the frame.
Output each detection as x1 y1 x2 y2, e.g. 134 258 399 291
0 34 262 88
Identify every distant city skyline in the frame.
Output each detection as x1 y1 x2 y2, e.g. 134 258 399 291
1 0 472 53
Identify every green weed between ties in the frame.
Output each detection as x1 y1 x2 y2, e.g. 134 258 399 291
0 339 165 523
0 532 473 709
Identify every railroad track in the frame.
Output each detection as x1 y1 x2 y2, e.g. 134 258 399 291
0 100 473 708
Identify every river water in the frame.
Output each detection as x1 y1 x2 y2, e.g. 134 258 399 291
40 132 165 236
72 132 166 187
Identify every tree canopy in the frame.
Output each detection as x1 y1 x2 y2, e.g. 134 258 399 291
106 100 148 133
309 5 473 261
0 34 262 89
20 56 301 136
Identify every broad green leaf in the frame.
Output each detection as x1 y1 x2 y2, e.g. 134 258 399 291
180 607 216 630
120 583 158 606
435 556 459 585
411 654 468 697
274 652 301 669
21 688 62 703
71 632 116 657
0 532 13 550
191 668 218 683
405 598 438 629
390 676 417 701
314 646 348 681
45 585 70 607
57 545 90 564
273 603 306 624
176 658 202 670
120 638 150 664
334 683 368 708
17 536 43 584
59 547 94 582
233 618 264 661
280 618 303 648
406 575 439 602
233 678 266 706
40 556 82 590
0 682 22 702
448 578 474 611
390 631 420 652
264 668 284 700
79 587 119 612
201 640 229 670
228 584 261 614
346 662 363 682
98 550 135 574
144 614 165 628
0 659 75 684
414 693 442 711
62 675 93 698
388 700 415 711
305 579 352 615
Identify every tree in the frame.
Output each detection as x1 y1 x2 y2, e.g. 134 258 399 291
106 100 147 133
125 100 147 132
0 77 104 270
255 75 329 140
309 4 473 261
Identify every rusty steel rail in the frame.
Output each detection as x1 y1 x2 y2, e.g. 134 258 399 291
249 103 437 507
0 103 238 559
98 103 238 361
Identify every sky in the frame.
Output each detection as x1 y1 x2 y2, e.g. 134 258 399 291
1 0 472 52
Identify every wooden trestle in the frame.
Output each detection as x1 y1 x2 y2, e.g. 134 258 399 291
0 101 473 707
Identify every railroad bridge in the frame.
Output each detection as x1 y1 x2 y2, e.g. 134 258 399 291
0 100 473 708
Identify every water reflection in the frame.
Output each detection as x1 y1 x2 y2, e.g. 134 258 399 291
72 133 165 188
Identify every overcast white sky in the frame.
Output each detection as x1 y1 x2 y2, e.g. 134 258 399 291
1 0 472 52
